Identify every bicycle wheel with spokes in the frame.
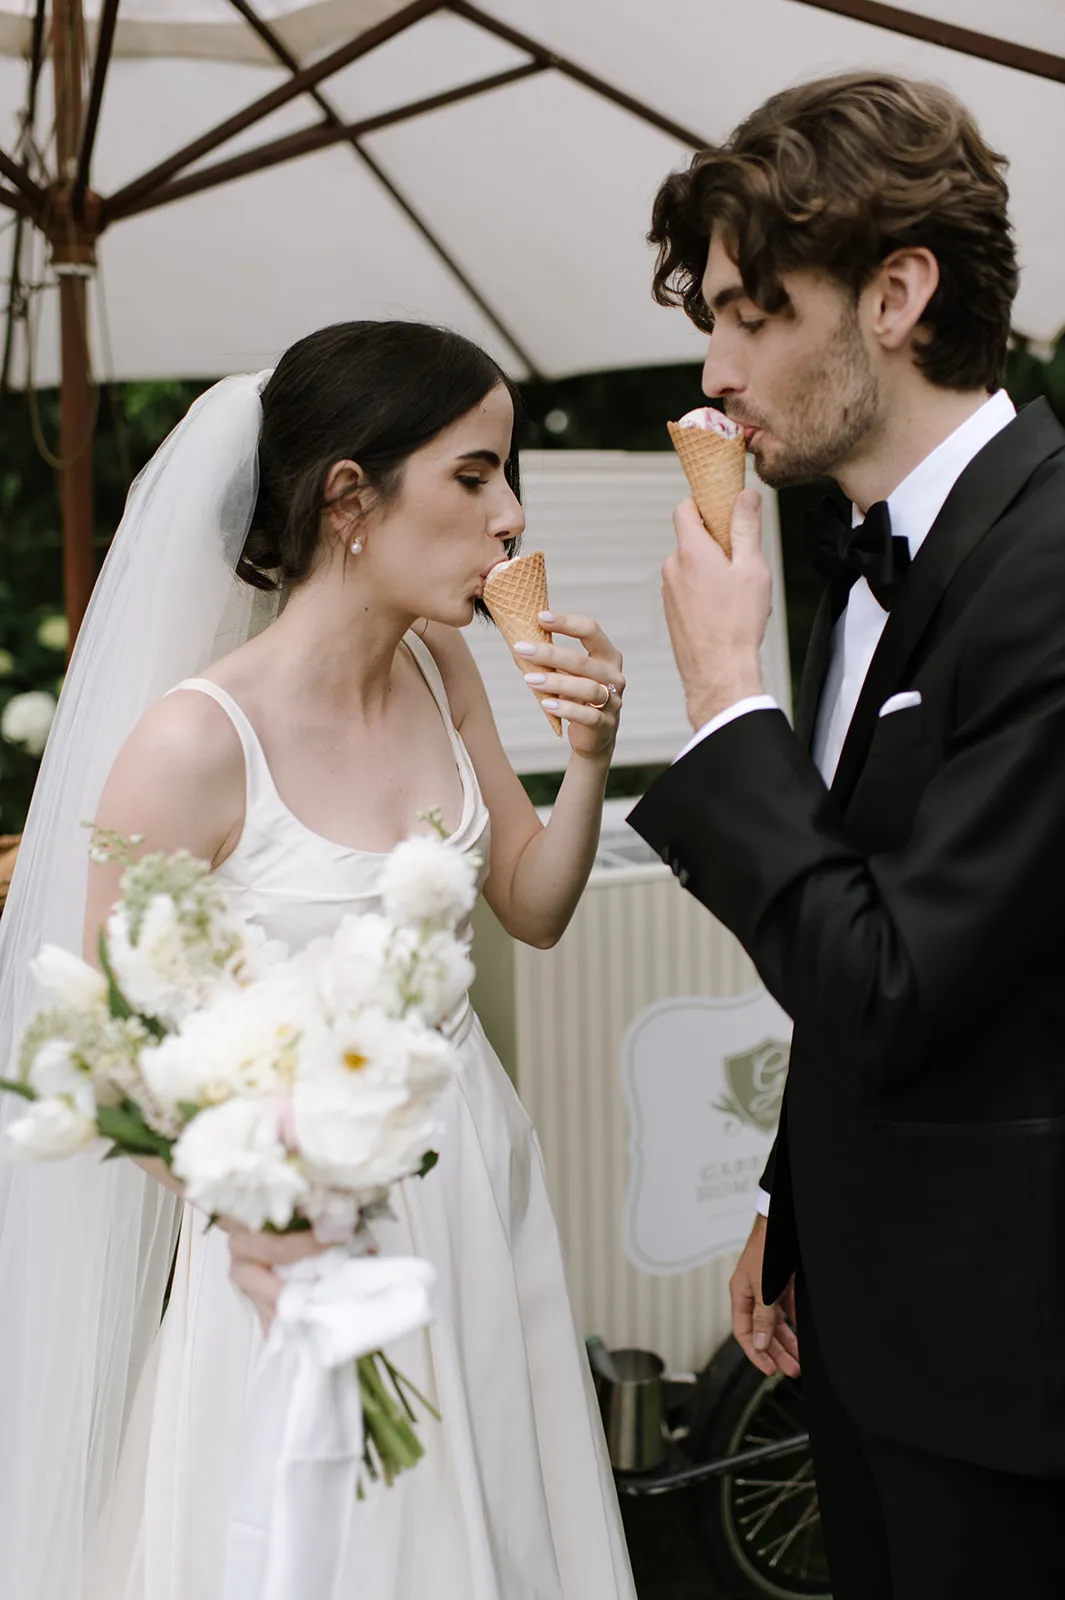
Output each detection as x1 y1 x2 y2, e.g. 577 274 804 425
692 1367 831 1599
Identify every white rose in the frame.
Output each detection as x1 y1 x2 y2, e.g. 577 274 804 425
379 836 478 929
293 1075 439 1192
26 1039 97 1119
31 945 108 1009
5 1097 97 1159
172 1097 308 1231
308 914 395 1017
141 978 320 1111
1 691 57 756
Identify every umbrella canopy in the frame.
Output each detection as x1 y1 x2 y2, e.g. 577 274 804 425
0 0 1062 634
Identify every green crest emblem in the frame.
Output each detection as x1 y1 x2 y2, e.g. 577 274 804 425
713 1038 790 1133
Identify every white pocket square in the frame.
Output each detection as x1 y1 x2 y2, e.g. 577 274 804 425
878 690 922 718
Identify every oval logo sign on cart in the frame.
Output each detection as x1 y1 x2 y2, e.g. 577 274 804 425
621 989 792 1275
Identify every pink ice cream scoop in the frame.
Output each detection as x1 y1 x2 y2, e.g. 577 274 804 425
675 406 746 439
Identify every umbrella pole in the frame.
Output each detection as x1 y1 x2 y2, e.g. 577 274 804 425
51 0 97 648
57 269 95 645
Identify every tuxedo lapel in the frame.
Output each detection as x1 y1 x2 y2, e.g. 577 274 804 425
794 591 834 750
830 399 1065 809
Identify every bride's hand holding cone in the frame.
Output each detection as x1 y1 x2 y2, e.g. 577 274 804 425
513 610 625 761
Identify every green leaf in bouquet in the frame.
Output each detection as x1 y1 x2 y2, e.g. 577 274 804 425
96 1100 174 1163
98 927 165 1039
417 1149 439 1180
0 1075 35 1101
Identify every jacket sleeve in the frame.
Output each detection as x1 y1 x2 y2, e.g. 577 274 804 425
628 541 1065 1095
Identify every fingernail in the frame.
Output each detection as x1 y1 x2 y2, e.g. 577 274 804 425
753 1331 769 1351
538 610 556 624
514 642 537 656
541 699 561 712
523 672 547 686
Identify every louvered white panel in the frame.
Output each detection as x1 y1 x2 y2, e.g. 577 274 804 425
462 450 792 774
472 829 766 1374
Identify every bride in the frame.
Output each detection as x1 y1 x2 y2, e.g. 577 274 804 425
0 320 636 1599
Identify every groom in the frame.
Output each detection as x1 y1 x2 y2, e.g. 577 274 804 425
628 72 1065 1597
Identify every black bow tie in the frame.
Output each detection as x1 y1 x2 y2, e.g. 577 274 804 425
804 497 911 615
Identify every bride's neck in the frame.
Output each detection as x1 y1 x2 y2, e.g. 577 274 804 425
264 579 416 716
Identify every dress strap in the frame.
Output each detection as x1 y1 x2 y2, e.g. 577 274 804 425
166 678 270 801
404 634 463 751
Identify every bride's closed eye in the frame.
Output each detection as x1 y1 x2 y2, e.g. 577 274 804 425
458 475 488 491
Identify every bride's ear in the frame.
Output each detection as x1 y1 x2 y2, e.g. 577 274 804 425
322 459 367 549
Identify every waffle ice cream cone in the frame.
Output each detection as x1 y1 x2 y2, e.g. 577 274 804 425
667 415 747 557
482 551 563 737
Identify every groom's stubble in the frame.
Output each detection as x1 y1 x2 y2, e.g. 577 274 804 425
742 300 883 491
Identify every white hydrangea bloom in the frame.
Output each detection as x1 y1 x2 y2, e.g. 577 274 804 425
172 1097 309 1231
379 836 478 930
36 614 70 653
1 691 57 755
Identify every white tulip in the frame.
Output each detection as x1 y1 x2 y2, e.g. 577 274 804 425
26 1040 96 1120
31 945 108 1009
5 1097 97 1159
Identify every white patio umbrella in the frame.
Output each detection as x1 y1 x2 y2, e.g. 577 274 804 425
0 0 1061 638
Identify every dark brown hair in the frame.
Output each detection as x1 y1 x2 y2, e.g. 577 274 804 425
239 321 522 597
649 73 1018 390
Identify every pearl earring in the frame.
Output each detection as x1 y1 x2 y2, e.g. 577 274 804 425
350 535 363 555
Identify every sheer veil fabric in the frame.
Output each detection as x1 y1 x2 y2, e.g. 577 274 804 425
0 373 277 1599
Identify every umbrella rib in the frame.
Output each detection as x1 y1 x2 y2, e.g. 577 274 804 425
448 1 711 148
0 147 44 214
105 63 546 219
784 0 1065 84
71 0 120 216
353 139 545 380
100 0 445 221
133 0 545 378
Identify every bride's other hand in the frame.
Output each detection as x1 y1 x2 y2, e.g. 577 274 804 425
225 1225 325 1332
518 611 625 761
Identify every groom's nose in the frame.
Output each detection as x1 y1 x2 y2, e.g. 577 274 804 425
701 336 745 403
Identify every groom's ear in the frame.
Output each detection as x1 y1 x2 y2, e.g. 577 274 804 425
322 459 368 543
864 247 939 360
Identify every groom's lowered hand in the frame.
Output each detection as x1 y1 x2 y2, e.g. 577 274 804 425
662 488 772 731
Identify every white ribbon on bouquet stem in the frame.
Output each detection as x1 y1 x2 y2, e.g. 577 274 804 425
223 1248 436 1600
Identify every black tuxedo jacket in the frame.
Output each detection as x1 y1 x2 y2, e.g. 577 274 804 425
629 400 1065 1475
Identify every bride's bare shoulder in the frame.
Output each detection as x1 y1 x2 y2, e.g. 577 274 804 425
92 685 246 862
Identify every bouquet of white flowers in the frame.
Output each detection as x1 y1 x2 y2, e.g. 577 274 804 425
1 818 479 1599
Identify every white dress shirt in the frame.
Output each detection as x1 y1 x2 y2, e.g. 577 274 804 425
674 390 1018 1215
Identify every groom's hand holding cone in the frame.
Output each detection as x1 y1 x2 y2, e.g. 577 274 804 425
663 487 772 732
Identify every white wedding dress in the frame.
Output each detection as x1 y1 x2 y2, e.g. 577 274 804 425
97 633 636 1600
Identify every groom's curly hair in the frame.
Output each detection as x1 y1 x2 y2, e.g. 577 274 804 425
649 73 1019 392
